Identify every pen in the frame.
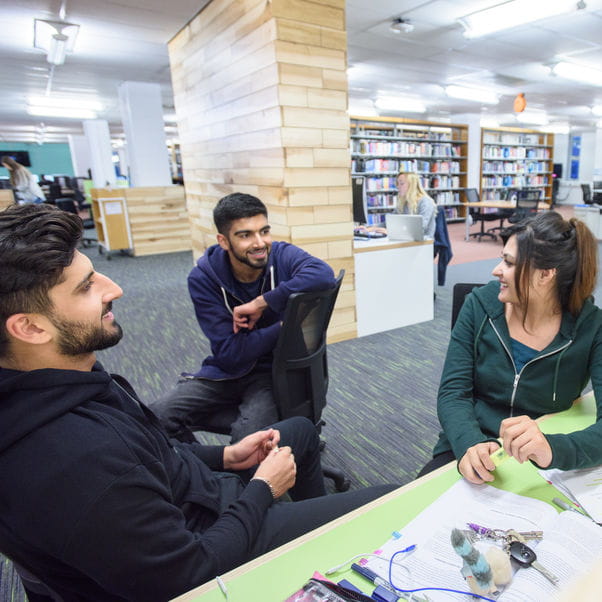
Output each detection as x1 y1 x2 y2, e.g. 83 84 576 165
350 563 398 597
552 496 591 518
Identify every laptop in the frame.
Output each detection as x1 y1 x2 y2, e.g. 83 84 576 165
385 214 424 242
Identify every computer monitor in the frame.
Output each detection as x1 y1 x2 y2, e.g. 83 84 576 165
352 176 368 225
1 150 31 166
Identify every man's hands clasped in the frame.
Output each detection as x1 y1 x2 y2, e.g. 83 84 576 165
223 428 296 498
459 415 553 485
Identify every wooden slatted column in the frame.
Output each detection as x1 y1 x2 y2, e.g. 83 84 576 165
168 0 355 341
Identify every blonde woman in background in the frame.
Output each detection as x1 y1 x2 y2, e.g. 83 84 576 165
1 156 46 204
396 171 437 239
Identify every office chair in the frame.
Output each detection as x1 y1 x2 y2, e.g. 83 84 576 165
192 271 350 491
55 198 97 247
507 189 541 224
466 188 502 242
487 188 517 236
271 269 349 491
581 183 593 205
451 283 485 329
44 182 62 204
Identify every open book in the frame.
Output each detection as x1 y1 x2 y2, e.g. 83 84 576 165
364 479 602 601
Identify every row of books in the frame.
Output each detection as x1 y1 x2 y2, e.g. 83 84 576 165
366 190 462 208
482 174 549 187
483 160 550 174
352 140 462 157
483 146 551 159
354 159 462 173
483 133 543 146
353 129 454 142
365 175 462 191
480 187 545 201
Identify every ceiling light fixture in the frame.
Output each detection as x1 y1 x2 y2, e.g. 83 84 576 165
592 105 602 116
516 110 548 126
390 18 414 34
28 95 103 112
459 0 582 39
33 19 80 65
552 61 602 86
26 106 97 119
374 95 425 113
445 85 499 105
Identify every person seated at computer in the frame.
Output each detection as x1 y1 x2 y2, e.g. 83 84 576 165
420 211 602 484
1 156 46 204
396 171 436 239
359 171 436 238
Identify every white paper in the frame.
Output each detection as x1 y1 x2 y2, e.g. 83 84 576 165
539 466 602 522
104 201 123 215
363 479 602 601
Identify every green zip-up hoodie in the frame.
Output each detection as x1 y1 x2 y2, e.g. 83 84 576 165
434 280 602 470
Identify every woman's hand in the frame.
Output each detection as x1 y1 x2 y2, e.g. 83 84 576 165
500 415 552 468
458 441 501 484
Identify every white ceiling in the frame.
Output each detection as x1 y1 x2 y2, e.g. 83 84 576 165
2 0 602 144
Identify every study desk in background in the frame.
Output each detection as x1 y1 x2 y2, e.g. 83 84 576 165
462 200 516 241
353 237 434 337
173 393 597 601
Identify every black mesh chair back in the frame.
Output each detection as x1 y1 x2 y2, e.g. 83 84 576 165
466 188 501 241
272 270 344 422
451 283 485 329
55 199 97 247
271 270 349 490
582 183 593 204
508 189 540 224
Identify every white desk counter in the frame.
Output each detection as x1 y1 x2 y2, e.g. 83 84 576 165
353 237 434 337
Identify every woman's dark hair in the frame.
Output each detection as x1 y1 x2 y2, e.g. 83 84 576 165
0 204 82 357
507 210 597 316
213 193 268 235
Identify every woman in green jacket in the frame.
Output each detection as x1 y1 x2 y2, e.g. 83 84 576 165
422 210 601 484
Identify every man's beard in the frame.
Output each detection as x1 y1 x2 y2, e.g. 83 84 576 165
49 312 123 357
229 242 270 270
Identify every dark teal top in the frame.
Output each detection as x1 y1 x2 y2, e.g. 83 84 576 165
511 338 538 373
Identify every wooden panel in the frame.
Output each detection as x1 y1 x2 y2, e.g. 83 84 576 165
169 0 355 341
0 189 15 210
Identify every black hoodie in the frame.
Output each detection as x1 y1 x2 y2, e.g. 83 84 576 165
0 363 273 601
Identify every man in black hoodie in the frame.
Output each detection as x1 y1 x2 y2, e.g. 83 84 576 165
0 204 394 601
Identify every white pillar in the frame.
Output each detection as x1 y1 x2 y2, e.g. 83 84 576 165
68 134 93 178
83 119 116 187
118 81 172 187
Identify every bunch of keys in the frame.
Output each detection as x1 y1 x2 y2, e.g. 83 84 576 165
467 524 559 586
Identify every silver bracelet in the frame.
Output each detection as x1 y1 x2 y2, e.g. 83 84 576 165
252 476 276 499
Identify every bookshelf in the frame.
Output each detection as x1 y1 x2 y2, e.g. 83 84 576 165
480 126 554 205
350 115 469 226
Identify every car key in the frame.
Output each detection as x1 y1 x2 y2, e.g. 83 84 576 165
508 541 559 585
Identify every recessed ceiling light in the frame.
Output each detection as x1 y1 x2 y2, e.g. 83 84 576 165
374 96 426 113
552 62 602 86
459 0 582 39
445 85 499 105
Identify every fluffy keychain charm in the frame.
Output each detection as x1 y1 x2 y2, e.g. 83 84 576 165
450 528 511 595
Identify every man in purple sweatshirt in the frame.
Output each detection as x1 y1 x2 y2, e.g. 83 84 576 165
155 192 336 443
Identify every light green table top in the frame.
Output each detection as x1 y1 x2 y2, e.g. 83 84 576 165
174 394 597 601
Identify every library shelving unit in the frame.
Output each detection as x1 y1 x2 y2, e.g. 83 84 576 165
350 115 469 226
480 126 554 205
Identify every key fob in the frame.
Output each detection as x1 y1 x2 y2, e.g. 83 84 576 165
509 541 536 567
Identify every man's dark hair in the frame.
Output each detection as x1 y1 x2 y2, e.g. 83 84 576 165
213 193 268 235
0 204 82 357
